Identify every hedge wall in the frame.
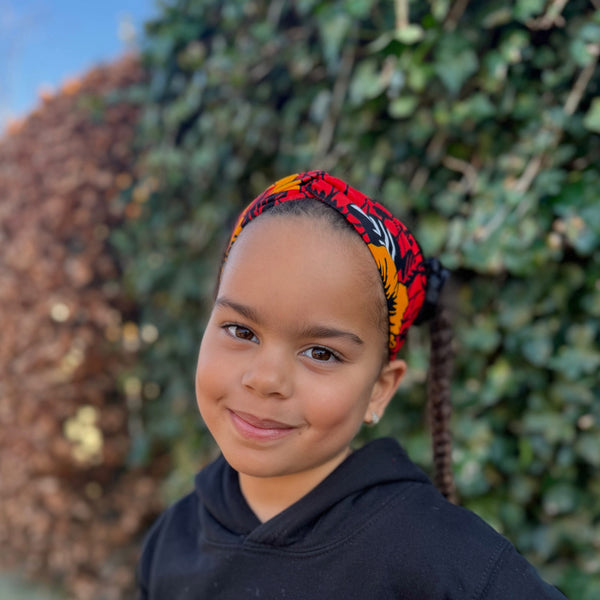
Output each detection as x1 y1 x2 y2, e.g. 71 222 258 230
0 57 163 600
114 1 600 597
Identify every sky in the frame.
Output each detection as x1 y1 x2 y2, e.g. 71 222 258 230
0 0 159 132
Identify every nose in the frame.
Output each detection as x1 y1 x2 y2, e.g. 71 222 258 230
241 346 293 399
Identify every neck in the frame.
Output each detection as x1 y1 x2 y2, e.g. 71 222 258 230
238 448 352 522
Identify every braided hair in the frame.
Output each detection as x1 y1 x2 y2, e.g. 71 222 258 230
427 303 456 503
415 259 456 503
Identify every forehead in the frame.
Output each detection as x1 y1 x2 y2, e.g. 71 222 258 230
219 215 383 335
223 213 373 284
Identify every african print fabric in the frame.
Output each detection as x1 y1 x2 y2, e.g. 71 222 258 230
225 171 427 359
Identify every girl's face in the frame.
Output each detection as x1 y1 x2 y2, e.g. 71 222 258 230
195 215 405 492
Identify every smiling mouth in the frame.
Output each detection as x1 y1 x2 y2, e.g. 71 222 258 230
229 409 296 441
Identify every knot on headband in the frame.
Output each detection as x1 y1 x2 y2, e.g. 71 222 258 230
413 258 450 326
226 171 447 359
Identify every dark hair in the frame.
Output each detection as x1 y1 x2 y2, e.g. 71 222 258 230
427 303 456 503
266 196 355 234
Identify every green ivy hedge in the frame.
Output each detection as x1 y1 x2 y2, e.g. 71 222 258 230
112 1 600 596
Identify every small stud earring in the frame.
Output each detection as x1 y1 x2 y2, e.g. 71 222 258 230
369 411 379 426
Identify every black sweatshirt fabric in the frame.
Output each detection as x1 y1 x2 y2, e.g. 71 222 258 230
137 438 567 599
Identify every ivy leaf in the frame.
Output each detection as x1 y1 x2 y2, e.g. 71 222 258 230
388 95 418 118
434 34 479 94
543 483 579 516
575 434 600 467
395 24 425 45
583 98 600 133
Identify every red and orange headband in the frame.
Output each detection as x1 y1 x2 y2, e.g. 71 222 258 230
225 171 447 359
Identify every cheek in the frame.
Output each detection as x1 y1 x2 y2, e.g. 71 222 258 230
301 377 373 427
195 334 226 410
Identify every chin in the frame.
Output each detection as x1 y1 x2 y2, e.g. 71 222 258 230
222 450 288 479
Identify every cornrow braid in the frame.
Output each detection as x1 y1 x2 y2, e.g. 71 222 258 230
427 302 457 503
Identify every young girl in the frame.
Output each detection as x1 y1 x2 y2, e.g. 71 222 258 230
137 171 567 599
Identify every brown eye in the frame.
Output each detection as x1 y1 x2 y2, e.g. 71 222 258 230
225 325 258 342
235 327 254 340
311 347 332 361
305 346 338 362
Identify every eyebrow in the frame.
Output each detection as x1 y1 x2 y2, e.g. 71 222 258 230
296 324 364 347
215 297 260 323
215 297 365 346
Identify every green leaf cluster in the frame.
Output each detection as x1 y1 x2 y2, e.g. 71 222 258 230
113 1 600 595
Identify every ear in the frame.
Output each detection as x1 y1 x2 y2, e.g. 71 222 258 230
364 359 407 424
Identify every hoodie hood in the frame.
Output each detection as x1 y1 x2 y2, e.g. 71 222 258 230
195 437 431 549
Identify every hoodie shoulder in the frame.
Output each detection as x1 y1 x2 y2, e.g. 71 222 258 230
136 490 198 596
374 482 568 599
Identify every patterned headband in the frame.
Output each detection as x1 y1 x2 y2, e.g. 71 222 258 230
226 171 445 360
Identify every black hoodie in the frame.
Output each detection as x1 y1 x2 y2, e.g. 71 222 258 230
137 438 567 599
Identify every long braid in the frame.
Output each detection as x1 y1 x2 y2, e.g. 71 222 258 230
427 303 457 503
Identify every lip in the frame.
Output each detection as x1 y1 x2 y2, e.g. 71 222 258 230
228 409 296 441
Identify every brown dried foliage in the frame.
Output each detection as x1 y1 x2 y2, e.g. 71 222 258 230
0 56 163 599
